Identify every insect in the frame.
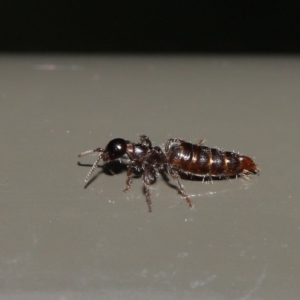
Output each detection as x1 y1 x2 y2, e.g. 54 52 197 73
78 135 259 212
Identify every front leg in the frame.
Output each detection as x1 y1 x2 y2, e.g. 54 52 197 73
142 167 157 212
123 167 133 193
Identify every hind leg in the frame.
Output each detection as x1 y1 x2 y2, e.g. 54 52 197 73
168 168 194 208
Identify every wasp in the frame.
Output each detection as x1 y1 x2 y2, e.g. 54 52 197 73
78 135 259 212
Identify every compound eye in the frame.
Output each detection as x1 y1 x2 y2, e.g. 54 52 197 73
104 138 127 161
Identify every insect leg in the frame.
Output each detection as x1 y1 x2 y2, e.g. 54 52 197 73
198 139 206 146
139 135 152 147
168 168 194 208
143 182 152 212
142 167 157 212
123 167 134 192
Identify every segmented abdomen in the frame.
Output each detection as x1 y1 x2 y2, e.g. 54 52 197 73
166 141 258 177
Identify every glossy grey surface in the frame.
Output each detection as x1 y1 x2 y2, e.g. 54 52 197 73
0 55 299 299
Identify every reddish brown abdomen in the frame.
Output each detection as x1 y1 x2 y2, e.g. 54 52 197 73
167 142 258 177
238 155 259 174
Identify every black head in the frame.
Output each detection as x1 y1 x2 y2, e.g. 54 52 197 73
78 138 127 183
103 138 127 161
